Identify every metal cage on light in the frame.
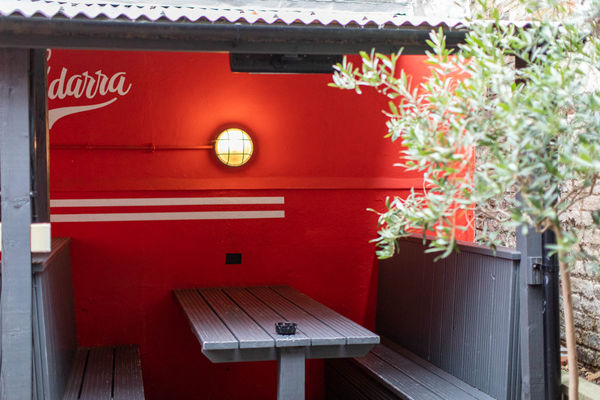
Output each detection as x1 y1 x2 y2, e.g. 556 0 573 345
213 128 254 167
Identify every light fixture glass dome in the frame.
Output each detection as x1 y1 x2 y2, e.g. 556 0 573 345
214 128 254 167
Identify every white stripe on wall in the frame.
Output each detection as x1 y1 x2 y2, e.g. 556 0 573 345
51 211 285 223
50 197 285 208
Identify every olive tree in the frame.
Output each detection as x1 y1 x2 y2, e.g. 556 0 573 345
331 0 600 396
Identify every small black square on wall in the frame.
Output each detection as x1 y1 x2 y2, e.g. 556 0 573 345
226 253 242 264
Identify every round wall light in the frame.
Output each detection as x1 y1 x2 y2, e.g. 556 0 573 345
214 128 254 167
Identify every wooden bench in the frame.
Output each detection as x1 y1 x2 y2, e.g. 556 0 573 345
2 238 145 400
63 346 144 400
326 237 522 400
326 340 494 400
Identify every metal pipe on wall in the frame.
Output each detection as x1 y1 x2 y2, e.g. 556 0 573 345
51 144 213 151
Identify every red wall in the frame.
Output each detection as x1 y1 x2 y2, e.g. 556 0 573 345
48 50 431 399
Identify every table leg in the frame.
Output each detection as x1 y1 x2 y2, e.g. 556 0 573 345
277 347 305 400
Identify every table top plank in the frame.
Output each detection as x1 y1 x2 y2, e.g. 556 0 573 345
224 287 311 347
199 288 274 349
173 289 238 350
247 287 346 346
272 286 379 345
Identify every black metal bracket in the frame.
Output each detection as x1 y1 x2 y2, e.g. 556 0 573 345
528 256 558 285
528 257 544 285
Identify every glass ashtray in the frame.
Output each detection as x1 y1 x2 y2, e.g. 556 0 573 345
275 322 297 335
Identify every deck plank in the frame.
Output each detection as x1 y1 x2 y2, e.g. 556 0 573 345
79 347 113 400
273 286 379 345
173 289 238 350
114 345 145 400
199 288 274 349
224 287 311 347
247 287 346 346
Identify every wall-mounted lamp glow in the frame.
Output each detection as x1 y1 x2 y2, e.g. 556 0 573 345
214 128 254 167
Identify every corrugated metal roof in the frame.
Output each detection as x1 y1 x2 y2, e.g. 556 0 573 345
0 0 470 29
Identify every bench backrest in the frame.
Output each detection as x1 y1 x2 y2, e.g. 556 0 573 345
1 238 77 400
32 238 77 400
376 237 521 400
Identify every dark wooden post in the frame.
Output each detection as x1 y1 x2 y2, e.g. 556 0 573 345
517 222 545 399
513 56 546 400
0 48 33 400
30 49 49 224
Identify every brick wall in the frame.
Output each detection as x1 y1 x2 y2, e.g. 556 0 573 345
559 190 600 367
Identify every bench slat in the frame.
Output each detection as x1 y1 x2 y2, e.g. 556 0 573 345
114 345 145 400
63 348 88 400
327 359 400 400
199 288 274 349
63 345 145 400
247 287 346 346
370 344 481 400
355 352 444 400
79 347 113 400
273 286 379 345
224 287 311 347
380 339 495 400
326 363 378 400
173 289 238 350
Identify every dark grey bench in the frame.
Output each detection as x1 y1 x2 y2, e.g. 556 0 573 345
63 346 144 400
2 238 145 400
326 237 522 400
326 340 494 400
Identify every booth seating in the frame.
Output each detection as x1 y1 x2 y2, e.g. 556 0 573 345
326 340 495 399
326 237 522 400
2 238 145 400
63 345 144 400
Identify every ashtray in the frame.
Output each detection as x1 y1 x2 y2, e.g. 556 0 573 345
275 322 297 335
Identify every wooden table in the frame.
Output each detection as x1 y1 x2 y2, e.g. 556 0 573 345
173 285 379 400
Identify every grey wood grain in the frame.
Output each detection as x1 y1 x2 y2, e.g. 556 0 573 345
62 348 88 400
34 238 76 400
355 352 444 400
277 347 305 400
114 345 145 400
30 48 50 225
327 359 400 400
380 339 495 400
0 47 33 400
63 345 145 400
173 289 238 350
247 287 346 346
370 344 481 400
326 362 376 400
199 288 273 349
223 287 310 347
31 237 71 272
79 347 113 400
272 286 379 345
